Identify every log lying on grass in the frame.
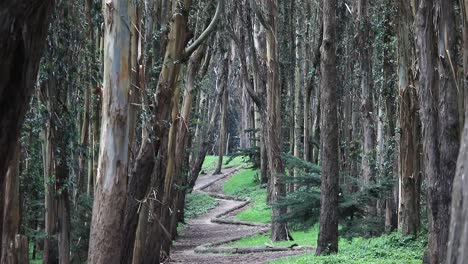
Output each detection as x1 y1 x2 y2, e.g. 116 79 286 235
211 218 269 227
195 245 311 254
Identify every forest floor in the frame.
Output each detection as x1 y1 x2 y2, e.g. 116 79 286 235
169 166 309 264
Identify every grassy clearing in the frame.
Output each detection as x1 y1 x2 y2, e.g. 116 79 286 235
223 168 271 223
185 192 218 220
270 232 426 264
201 155 248 172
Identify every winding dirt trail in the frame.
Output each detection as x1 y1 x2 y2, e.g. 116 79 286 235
169 166 309 264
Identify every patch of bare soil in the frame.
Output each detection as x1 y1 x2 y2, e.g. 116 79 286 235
169 166 309 264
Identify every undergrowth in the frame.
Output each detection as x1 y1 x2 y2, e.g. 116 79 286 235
270 232 426 264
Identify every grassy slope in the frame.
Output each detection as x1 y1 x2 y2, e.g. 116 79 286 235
222 167 425 264
201 155 247 172
223 168 271 223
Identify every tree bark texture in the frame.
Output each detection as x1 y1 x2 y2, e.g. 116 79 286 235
397 0 422 236
87 0 132 262
357 0 376 194
416 0 460 262
316 0 339 255
447 105 468 264
262 0 289 242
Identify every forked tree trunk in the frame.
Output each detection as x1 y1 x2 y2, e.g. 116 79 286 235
316 0 339 255
416 0 460 262
87 0 132 262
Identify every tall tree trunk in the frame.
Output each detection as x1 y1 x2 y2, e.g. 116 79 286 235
315 0 339 254
397 0 421 236
42 113 57 264
0 3 54 248
357 0 376 211
416 0 460 262
260 0 289 242
293 11 303 181
87 0 132 262
1 142 20 264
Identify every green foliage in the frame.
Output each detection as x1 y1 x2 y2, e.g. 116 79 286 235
276 154 397 237
70 194 93 256
270 232 426 264
274 154 321 228
185 193 218 220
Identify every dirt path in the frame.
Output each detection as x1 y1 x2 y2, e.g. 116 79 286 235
169 166 309 264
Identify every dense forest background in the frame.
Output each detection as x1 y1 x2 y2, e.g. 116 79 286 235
1 0 468 263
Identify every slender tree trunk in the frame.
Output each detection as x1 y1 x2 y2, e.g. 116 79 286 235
87 0 132 262
214 86 228 175
416 0 460 262
293 11 303 181
316 0 339 254
357 0 377 213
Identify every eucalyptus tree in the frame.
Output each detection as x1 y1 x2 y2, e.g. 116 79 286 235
316 0 339 254
415 0 460 262
87 0 132 262
396 0 422 236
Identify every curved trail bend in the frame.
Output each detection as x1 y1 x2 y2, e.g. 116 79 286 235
169 166 309 264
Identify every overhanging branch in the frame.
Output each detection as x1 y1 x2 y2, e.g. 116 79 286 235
183 0 224 58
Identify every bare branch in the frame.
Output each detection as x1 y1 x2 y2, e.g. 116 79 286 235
183 0 224 58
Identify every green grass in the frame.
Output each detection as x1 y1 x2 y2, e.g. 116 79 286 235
201 155 248 172
223 168 271 223
229 226 319 247
184 192 218 220
270 232 426 264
